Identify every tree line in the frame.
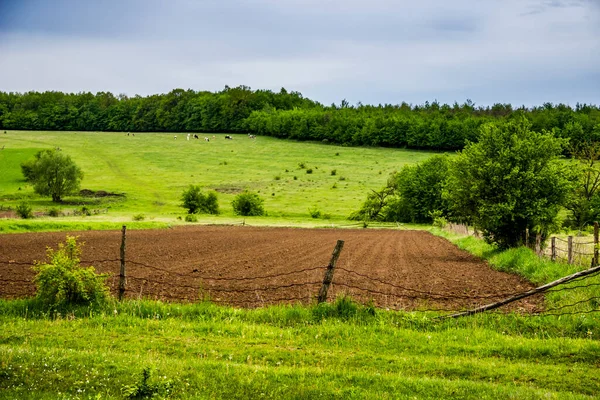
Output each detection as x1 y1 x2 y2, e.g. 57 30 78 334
1 87 599 151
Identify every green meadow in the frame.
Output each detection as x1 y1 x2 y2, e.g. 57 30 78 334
2 131 600 398
0 130 436 231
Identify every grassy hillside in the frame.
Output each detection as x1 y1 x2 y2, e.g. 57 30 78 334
0 131 438 226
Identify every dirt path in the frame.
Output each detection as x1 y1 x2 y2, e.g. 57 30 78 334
0 226 542 312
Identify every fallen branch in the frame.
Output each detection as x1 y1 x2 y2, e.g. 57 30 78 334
442 264 600 319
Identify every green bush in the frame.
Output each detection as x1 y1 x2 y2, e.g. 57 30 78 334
181 185 220 214
47 207 61 217
32 236 110 307
232 191 265 216
306 168 313 174
16 202 33 219
132 214 145 221
184 214 198 222
308 207 322 219
331 169 337 176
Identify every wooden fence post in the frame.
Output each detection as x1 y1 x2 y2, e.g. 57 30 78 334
119 225 127 301
317 240 345 304
525 228 530 248
594 222 599 267
551 237 556 262
535 233 541 256
568 235 573 265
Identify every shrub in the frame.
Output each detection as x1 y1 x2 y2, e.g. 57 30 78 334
331 169 337 176
181 185 220 215
16 202 33 219
48 207 61 217
80 206 91 216
308 207 322 219
298 162 307 169
293 176 298 180
184 214 198 222
132 214 145 221
274 175 281 180
306 168 313 174
232 191 265 216
33 236 110 307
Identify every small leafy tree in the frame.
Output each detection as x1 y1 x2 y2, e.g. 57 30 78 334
445 117 572 248
16 202 33 219
21 149 83 202
33 236 110 307
232 191 264 216
564 142 600 229
180 185 219 214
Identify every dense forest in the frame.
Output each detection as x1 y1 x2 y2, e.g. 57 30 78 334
1 86 599 150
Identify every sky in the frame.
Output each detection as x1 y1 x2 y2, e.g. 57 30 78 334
0 0 599 107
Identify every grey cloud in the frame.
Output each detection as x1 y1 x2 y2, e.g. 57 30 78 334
0 0 598 106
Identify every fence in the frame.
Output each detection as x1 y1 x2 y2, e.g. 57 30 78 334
1 226 600 318
446 222 600 268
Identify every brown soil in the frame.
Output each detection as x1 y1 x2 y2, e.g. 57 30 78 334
0 226 543 312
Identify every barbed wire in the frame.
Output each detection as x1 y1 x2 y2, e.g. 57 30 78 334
335 267 522 299
125 259 324 281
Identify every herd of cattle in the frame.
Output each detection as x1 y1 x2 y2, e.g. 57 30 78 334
168 134 257 141
126 133 257 141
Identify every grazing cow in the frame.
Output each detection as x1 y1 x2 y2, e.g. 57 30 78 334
187 134 190 141
204 137 210 142
174 136 177 140
194 134 199 139
212 135 216 139
248 134 256 139
225 135 233 140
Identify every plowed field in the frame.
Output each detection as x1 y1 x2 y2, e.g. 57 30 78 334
0 226 542 311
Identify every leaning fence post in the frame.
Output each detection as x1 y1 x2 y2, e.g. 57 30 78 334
535 233 542 256
568 235 573 265
525 228 530 248
119 225 127 301
551 237 556 262
317 240 345 304
594 222 599 267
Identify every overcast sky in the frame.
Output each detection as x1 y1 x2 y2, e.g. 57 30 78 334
0 0 599 107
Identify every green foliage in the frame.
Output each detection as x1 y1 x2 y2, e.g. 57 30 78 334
564 142 600 229
308 207 322 218
32 236 110 307
184 214 198 222
15 202 33 219
306 168 313 174
431 210 448 228
445 117 572 248
122 368 173 399
232 191 265 216
1 89 599 152
388 155 451 223
330 169 337 176
47 207 60 217
20 149 83 202
180 185 220 215
132 214 145 221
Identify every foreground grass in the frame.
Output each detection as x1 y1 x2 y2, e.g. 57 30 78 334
1 298 599 399
0 130 439 224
